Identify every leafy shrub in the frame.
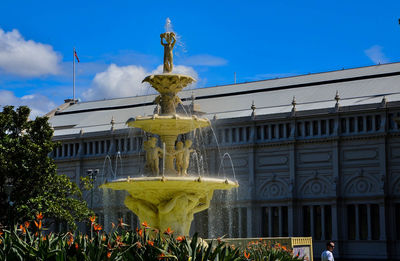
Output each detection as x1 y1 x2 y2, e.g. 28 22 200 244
0 215 304 261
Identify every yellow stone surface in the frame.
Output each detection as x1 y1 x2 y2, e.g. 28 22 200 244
100 177 238 235
142 74 195 95
127 115 210 136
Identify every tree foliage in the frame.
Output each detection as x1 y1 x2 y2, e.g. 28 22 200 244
0 106 92 229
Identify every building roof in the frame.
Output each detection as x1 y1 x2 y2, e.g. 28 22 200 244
49 62 400 137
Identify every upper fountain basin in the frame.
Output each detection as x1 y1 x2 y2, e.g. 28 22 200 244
126 114 210 136
142 74 196 95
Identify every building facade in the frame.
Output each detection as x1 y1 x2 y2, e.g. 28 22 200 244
49 63 400 260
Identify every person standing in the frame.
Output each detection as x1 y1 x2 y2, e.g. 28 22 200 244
321 241 335 261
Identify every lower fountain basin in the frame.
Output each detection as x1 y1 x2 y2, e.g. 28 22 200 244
100 176 238 235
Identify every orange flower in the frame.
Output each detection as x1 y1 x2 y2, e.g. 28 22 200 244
102 235 106 241
67 233 74 246
34 220 42 229
147 240 154 246
118 217 127 227
158 253 165 260
107 252 111 259
19 224 26 234
282 245 287 251
138 229 143 237
89 216 96 224
93 224 102 231
36 212 44 220
164 227 173 235
244 250 250 259
141 221 149 228
0 230 3 236
42 236 47 241
176 236 185 242
75 243 79 250
24 221 30 229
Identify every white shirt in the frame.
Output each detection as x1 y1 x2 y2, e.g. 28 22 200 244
321 250 334 261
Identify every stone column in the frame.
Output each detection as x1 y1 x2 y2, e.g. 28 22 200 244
289 142 296 236
268 207 272 237
279 206 283 236
310 206 315 238
247 207 253 237
62 143 65 157
379 203 386 240
332 204 338 240
367 204 372 240
67 143 71 157
355 205 360 240
321 205 325 240
238 207 243 238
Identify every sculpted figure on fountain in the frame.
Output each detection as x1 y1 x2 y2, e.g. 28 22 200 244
144 137 163 176
160 32 176 73
174 140 195 176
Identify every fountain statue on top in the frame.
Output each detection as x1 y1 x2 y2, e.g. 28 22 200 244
101 20 238 236
161 31 176 73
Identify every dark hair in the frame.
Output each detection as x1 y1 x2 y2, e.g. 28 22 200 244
326 241 335 247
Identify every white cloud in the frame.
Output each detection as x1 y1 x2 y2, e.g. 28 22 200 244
180 54 227 66
83 64 198 101
365 45 389 64
0 28 62 77
0 90 56 118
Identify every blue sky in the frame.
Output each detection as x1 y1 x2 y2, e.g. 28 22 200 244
0 0 399 116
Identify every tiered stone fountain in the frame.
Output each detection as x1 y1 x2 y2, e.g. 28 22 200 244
101 30 238 236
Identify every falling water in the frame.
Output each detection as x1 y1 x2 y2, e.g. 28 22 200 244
191 151 202 177
163 17 186 57
115 151 123 177
217 152 236 181
162 142 166 177
164 17 172 32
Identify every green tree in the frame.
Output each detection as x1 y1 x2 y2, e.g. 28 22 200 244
0 105 92 229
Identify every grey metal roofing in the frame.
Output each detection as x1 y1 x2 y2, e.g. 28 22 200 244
49 62 400 137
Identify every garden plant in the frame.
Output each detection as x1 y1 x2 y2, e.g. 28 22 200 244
0 213 305 261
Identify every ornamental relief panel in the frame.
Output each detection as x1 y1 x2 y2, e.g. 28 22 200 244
257 155 288 167
298 171 333 198
298 152 332 164
390 171 400 195
343 149 377 161
343 169 382 196
390 147 400 160
257 174 290 200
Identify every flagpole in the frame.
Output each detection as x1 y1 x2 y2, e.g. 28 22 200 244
73 47 75 103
